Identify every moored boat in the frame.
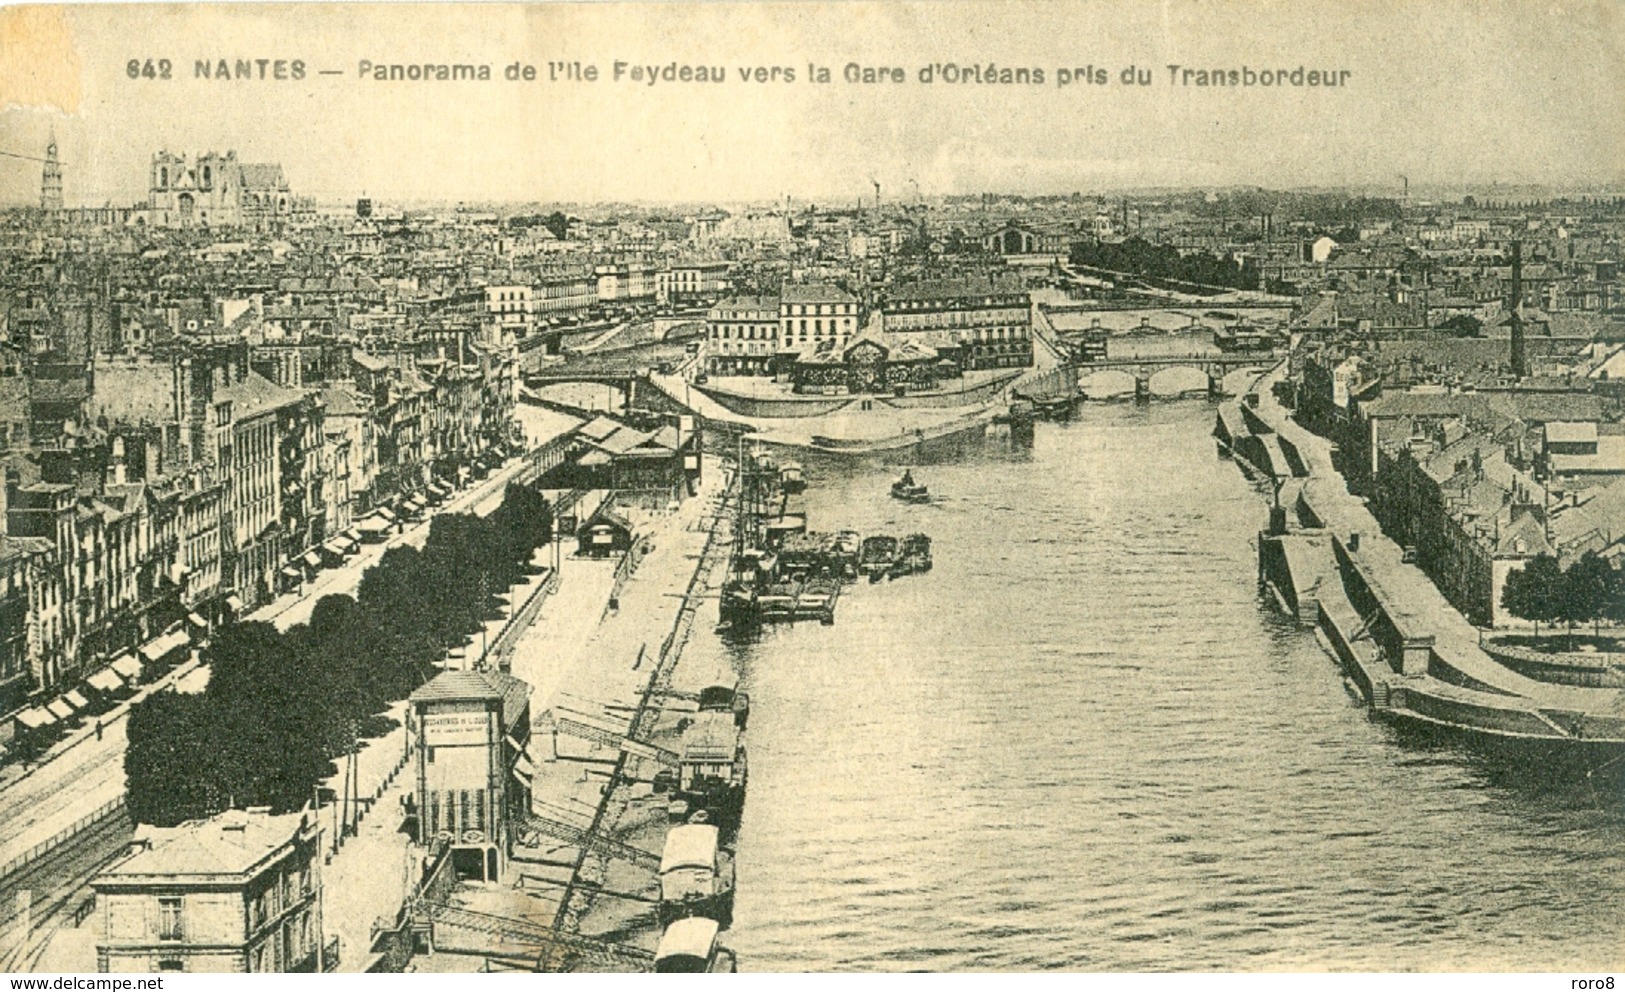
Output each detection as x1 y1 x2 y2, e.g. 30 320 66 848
798 577 842 625
673 710 748 839
655 917 738 973
859 535 899 582
890 532 933 578
832 530 862 579
657 823 736 929
698 675 749 730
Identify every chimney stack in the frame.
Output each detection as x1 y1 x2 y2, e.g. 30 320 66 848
1509 240 1527 379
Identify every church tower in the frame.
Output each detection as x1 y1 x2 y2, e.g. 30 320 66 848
40 135 63 211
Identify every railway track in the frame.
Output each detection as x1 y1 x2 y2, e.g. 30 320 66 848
0 802 133 971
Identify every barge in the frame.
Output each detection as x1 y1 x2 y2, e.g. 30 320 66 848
670 710 748 839
859 535 899 582
890 533 933 579
657 823 736 929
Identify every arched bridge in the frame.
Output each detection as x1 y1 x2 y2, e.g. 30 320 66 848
1073 351 1285 399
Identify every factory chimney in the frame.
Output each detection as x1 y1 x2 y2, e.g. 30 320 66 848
1509 240 1527 379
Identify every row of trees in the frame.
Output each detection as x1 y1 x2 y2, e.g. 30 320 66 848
1069 237 1259 292
126 484 554 827
1500 551 1625 639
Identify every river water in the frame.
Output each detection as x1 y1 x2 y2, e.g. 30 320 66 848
679 402 1625 972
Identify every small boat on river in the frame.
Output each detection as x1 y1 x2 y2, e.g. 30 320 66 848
779 462 807 494
890 470 930 504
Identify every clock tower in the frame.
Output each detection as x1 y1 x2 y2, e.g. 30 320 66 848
39 136 63 212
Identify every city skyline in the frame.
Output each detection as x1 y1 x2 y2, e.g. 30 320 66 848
1 0 1622 207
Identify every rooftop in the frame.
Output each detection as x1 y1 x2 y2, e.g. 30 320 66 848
781 282 856 305
216 370 305 419
410 669 531 729
95 808 315 885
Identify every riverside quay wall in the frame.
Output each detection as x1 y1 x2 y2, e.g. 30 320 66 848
1237 372 1625 748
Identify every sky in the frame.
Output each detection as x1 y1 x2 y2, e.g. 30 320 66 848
0 0 1621 207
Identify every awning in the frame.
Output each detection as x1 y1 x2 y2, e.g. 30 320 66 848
64 690 90 710
402 496 426 514
15 707 55 730
358 515 391 533
281 566 303 580
322 539 348 557
110 653 143 682
302 551 323 569
139 629 190 663
376 507 398 522
224 594 244 613
511 754 535 783
46 699 76 721
187 612 208 629
87 668 124 693
341 527 362 542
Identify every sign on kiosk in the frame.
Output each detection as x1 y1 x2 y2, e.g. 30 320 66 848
423 711 489 747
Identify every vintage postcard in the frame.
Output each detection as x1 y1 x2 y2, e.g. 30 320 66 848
0 0 1621 977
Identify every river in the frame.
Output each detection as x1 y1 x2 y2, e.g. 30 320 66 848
679 401 1625 971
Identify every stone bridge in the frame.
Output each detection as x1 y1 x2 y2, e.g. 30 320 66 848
1072 352 1285 399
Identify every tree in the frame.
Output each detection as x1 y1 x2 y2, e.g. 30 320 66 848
204 621 333 814
124 489 565 826
125 690 223 826
1501 553 1565 636
1565 553 1619 637
494 483 553 571
358 545 430 624
423 512 502 640
1605 561 1625 629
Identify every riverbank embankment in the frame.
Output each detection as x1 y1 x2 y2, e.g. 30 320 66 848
1236 367 1625 746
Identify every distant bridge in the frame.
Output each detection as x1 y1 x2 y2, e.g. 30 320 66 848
1078 351 1285 376
1075 352 1284 399
1015 352 1284 405
524 370 642 388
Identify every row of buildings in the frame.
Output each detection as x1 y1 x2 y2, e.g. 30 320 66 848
0 318 519 724
1292 328 1625 628
703 275 1035 385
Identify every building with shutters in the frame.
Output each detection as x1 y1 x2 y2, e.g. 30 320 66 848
92 808 327 973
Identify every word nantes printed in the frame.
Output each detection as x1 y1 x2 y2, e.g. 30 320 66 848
123 58 308 80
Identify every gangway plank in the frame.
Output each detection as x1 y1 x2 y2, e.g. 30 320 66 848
518 872 660 904
552 715 679 765
424 903 654 972
514 812 662 872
